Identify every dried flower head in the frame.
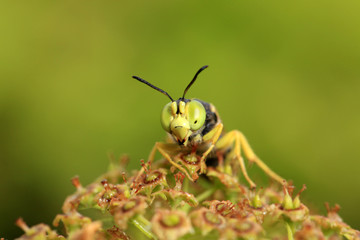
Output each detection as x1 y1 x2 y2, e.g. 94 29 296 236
190 207 225 236
69 221 105 240
205 200 236 217
221 218 262 240
311 203 360 239
106 226 130 240
14 155 360 240
151 209 191 240
294 220 325 240
175 152 202 181
15 218 64 240
53 211 92 235
132 167 168 196
62 177 103 214
278 183 309 222
95 179 129 209
111 196 148 229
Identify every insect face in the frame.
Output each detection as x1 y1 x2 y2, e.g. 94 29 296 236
161 99 206 146
133 65 209 146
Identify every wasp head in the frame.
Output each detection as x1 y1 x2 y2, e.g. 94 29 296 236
133 65 209 146
161 99 206 146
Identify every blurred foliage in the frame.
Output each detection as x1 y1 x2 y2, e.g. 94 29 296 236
1 0 360 239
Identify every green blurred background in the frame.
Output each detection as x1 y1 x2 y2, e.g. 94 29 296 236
1 0 360 238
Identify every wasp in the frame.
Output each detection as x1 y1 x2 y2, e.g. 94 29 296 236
133 65 284 188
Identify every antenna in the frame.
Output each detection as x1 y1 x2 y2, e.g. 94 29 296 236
132 76 174 102
182 65 208 99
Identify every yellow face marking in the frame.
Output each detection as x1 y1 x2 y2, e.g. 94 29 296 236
170 115 191 145
179 101 186 115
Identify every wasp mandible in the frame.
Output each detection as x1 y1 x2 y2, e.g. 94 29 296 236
133 65 284 188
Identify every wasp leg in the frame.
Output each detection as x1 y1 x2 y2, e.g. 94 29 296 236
136 142 194 182
200 123 224 173
215 131 256 188
216 130 285 188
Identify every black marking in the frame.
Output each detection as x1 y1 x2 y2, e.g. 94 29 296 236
175 99 190 114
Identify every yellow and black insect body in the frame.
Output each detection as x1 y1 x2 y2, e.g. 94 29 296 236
133 65 284 188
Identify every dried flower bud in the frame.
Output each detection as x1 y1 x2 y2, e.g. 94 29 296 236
106 226 130 240
70 221 105 240
111 196 148 229
252 191 263 209
151 209 191 240
242 194 268 224
95 180 128 209
205 200 236 217
132 168 168 196
311 203 360 239
176 152 202 181
221 218 262 240
282 188 294 210
53 212 92 235
279 184 309 222
62 181 103 214
294 220 325 240
155 188 198 208
16 218 64 240
191 208 225 235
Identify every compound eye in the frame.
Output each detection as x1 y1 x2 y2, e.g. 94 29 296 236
187 100 206 131
160 102 173 132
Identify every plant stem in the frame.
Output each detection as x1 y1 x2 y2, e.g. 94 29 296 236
130 215 157 240
196 188 216 203
136 214 151 226
286 222 294 240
